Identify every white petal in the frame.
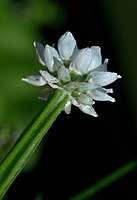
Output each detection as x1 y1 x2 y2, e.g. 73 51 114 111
88 46 102 71
64 82 78 91
53 57 62 71
58 31 76 60
97 87 113 93
88 90 115 102
22 75 46 86
64 100 72 114
79 104 98 117
44 45 61 72
69 62 76 72
77 93 94 105
48 83 61 89
57 66 71 82
91 71 121 86
39 70 59 83
70 96 79 106
78 82 99 90
73 48 92 74
92 59 108 72
70 45 79 61
33 42 45 66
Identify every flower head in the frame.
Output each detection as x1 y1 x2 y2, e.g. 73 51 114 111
22 31 121 117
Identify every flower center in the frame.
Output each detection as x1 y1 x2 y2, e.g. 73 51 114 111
64 60 71 68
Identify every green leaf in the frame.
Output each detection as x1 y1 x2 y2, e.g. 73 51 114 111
0 90 68 200
70 159 137 200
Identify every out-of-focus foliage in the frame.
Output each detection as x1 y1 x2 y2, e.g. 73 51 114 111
9 0 66 27
35 193 43 200
0 124 18 161
0 0 66 161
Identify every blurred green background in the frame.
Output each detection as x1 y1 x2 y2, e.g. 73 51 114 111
0 0 66 160
0 0 137 199
0 0 66 127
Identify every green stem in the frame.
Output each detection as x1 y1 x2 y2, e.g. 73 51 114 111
70 159 137 200
0 90 68 200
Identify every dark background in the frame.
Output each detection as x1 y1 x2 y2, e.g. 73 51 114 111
1 0 137 199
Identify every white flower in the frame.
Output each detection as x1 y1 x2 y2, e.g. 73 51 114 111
22 31 121 117
58 32 77 60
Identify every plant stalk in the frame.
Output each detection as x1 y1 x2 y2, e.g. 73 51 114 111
0 90 68 199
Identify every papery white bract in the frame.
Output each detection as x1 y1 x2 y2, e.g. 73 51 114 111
22 31 121 117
